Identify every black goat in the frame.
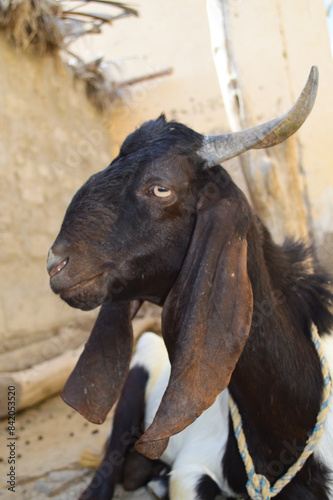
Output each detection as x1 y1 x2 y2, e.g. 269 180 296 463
47 66 333 499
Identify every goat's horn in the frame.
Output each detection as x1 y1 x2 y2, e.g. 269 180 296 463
199 66 318 167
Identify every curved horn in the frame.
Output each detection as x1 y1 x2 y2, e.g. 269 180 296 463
199 66 318 167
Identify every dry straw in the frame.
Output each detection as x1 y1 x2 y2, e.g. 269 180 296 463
0 0 139 109
0 0 138 54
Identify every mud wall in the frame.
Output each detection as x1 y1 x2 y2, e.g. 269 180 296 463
0 0 231 352
0 36 113 351
1 0 332 352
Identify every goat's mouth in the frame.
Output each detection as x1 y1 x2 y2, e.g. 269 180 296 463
61 273 105 295
52 272 108 311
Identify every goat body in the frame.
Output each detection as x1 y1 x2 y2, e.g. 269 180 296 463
79 240 333 500
80 332 232 500
47 68 333 499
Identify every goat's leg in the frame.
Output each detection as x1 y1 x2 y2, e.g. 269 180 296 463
195 474 225 500
169 468 223 500
78 365 149 500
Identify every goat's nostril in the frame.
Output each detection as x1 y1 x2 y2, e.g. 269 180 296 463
47 249 69 277
49 258 69 278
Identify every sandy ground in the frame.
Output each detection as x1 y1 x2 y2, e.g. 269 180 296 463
0 393 153 500
0 303 163 500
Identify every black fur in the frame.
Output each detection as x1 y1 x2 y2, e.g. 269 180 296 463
196 474 223 499
79 366 150 500
225 223 333 498
48 116 333 500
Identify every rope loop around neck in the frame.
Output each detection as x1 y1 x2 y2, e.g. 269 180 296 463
246 474 271 499
229 324 332 500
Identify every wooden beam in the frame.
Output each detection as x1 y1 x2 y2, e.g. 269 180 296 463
0 314 161 417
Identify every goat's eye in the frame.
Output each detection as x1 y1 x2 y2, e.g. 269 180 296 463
152 186 172 198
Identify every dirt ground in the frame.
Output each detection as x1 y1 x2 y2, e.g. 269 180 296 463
0 393 153 500
0 303 163 500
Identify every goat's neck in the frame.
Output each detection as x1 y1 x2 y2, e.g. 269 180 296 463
230 227 324 454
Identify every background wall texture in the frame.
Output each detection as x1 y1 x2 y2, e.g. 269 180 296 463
0 36 113 351
0 0 332 353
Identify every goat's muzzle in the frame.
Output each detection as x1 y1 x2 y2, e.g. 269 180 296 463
47 241 109 310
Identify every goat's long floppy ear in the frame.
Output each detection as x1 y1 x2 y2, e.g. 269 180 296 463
136 193 253 459
62 300 141 424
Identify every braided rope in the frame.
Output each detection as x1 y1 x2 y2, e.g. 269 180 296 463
229 324 332 500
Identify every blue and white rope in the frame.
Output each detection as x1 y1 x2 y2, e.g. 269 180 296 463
229 324 332 500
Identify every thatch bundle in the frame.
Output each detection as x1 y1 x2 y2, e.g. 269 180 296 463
0 0 139 109
0 1 170 111
69 55 119 110
0 0 138 54
0 0 62 53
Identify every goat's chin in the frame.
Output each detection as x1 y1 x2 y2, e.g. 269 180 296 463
61 291 103 311
59 274 109 311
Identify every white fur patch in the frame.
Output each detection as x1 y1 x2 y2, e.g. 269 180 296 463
132 332 233 498
131 332 170 400
133 332 333 499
